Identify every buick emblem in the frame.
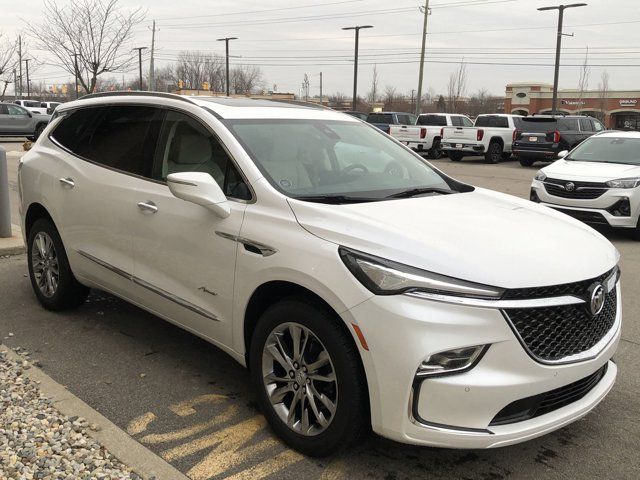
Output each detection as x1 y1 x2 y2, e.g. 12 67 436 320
565 182 576 192
588 283 606 316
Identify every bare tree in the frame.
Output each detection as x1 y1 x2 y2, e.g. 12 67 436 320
367 64 379 105
447 60 467 113
26 0 145 94
597 70 610 125
230 65 264 94
577 47 590 114
0 33 17 100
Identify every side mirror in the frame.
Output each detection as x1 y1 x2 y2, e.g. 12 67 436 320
27 111 32 118
167 172 230 218
557 150 569 159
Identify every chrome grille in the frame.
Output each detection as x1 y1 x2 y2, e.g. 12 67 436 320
543 178 608 200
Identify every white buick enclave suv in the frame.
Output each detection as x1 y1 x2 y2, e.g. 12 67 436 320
19 93 621 456
531 130 640 240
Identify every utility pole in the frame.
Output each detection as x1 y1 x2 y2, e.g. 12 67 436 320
24 59 30 98
217 37 238 96
149 20 156 91
12 69 16 99
538 3 587 113
319 72 323 106
415 0 431 115
132 47 148 90
342 25 373 111
18 36 22 98
72 53 80 99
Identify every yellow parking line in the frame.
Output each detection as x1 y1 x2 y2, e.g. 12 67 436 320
220 449 303 480
169 393 229 417
126 412 156 436
162 415 266 462
141 405 239 444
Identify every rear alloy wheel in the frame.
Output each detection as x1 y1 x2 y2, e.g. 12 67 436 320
485 142 503 164
448 152 464 162
250 298 368 457
33 123 46 141
27 218 89 310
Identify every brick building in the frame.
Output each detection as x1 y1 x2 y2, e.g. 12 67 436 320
504 83 640 130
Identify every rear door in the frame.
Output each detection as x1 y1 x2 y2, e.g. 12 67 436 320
517 117 558 149
51 104 164 294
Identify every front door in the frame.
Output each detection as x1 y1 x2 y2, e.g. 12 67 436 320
129 109 251 347
6 104 33 134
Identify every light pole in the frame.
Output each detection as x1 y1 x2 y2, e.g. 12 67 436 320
217 37 238 96
538 3 587 113
415 0 431 115
342 25 373 111
132 47 148 91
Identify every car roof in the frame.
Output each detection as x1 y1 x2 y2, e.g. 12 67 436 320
368 111 413 115
58 92 359 122
593 130 640 138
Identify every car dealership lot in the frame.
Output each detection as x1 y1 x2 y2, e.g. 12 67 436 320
1 144 639 479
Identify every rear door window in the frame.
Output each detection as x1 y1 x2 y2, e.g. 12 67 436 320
451 116 465 127
475 116 497 127
52 105 164 178
579 118 594 132
461 117 474 127
558 118 579 131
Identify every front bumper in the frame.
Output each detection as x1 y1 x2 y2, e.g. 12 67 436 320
531 180 639 228
345 282 621 448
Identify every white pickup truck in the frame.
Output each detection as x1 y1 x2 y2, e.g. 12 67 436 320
13 100 48 116
389 113 473 159
441 114 523 163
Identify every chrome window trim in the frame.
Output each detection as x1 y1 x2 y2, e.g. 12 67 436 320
77 250 219 322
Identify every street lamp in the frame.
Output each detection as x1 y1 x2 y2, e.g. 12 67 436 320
538 3 587 113
132 47 148 91
342 25 373 111
217 37 238 96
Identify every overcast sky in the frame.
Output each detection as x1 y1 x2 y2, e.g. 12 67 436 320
1 0 638 97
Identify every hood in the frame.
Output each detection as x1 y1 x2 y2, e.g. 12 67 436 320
288 188 618 289
542 159 640 181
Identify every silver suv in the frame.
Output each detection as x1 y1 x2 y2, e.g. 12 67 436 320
0 103 51 141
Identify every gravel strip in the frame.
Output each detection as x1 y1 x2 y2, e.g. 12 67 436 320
0 349 141 480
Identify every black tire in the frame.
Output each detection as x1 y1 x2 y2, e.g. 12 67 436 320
502 152 512 161
519 156 535 167
427 140 443 159
33 123 46 141
27 218 89 311
632 218 640 241
448 151 464 162
484 141 503 164
249 297 368 457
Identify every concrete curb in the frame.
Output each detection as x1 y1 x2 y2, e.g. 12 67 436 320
0 224 26 256
1 345 190 480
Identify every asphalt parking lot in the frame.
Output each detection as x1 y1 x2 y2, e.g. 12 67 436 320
1 143 639 480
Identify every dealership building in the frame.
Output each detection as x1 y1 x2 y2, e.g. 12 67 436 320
505 83 640 130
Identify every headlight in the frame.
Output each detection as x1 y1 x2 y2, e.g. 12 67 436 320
534 171 547 182
339 247 504 299
606 177 640 189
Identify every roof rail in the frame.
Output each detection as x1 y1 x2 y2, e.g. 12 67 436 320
79 91 195 104
264 98 332 110
532 111 567 116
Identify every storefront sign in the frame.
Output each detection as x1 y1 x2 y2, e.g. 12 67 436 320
619 99 638 107
561 100 586 106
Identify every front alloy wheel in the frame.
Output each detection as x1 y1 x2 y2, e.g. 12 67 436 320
262 323 338 436
250 297 368 456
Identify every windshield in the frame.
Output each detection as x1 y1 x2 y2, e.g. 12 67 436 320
567 137 640 165
226 119 460 201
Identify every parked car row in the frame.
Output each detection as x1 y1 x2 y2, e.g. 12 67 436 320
0 103 51 141
12 99 62 115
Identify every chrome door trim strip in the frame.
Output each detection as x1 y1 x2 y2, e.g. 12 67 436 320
77 250 132 280
76 250 219 322
405 291 585 309
132 276 219 322
215 231 277 257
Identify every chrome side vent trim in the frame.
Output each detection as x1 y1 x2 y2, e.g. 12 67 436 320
215 231 277 257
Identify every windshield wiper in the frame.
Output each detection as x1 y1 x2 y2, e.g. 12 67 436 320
294 194 382 204
385 187 454 199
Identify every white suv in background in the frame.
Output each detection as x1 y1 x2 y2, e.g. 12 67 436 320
531 130 640 239
19 93 621 456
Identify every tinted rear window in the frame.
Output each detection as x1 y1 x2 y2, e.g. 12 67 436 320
417 115 447 126
475 116 509 128
367 113 393 124
519 118 558 133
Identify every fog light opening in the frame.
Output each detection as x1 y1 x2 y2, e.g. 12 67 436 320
608 198 631 217
530 189 540 203
416 345 489 378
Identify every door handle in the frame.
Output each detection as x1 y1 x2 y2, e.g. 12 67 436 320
137 201 158 214
59 177 75 188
